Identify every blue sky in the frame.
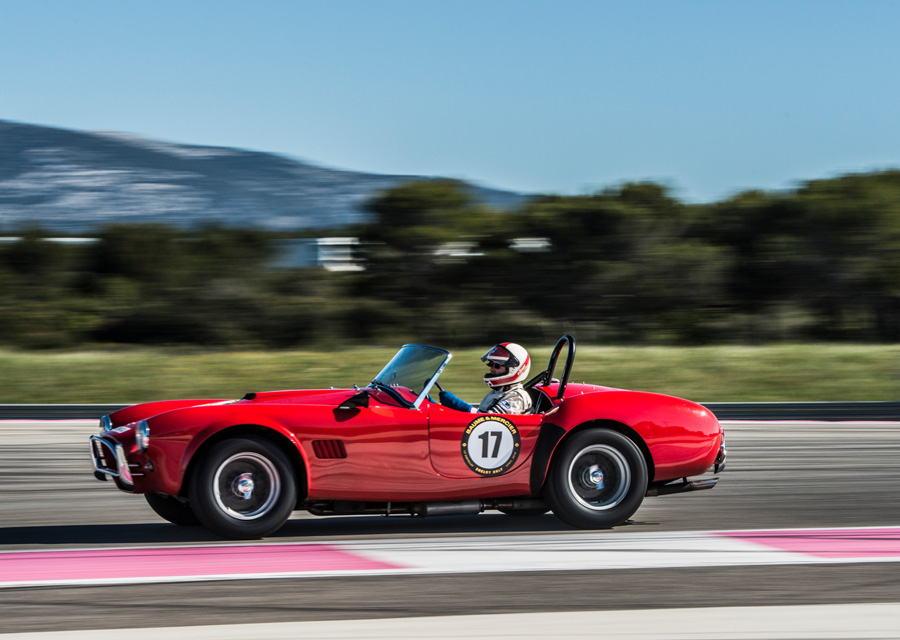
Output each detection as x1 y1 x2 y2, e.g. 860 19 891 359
2 0 898 202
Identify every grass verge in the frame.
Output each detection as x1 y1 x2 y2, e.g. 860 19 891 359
1 344 898 404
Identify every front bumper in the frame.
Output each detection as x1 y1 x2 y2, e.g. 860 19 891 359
713 438 727 474
90 435 140 491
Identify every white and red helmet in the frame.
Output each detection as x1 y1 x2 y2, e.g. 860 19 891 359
481 342 531 388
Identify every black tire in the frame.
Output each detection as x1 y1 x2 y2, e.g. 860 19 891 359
189 436 296 539
545 429 648 529
144 492 200 526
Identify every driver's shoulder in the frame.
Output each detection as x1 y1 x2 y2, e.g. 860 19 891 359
499 386 532 413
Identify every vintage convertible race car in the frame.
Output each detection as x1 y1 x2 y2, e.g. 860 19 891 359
90 336 726 539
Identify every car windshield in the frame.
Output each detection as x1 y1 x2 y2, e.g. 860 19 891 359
370 344 451 408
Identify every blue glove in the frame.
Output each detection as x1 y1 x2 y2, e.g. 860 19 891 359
440 390 474 412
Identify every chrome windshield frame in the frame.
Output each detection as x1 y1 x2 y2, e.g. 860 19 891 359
415 351 451 409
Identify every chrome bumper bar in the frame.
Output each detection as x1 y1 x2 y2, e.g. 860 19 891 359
713 440 727 474
89 435 134 489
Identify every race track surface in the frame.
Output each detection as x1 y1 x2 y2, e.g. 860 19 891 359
2 419 900 637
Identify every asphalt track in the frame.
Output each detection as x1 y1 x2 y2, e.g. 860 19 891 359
2 419 900 637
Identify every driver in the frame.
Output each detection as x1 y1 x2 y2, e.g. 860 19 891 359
439 342 533 414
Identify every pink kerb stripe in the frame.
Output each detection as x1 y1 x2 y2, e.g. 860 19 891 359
718 528 900 558
0 544 403 583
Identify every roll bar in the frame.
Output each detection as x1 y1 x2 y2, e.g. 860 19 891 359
525 334 576 400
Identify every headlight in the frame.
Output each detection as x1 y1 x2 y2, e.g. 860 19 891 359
99 414 113 433
136 420 150 452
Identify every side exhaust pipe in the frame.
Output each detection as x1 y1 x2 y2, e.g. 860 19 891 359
646 477 718 497
414 500 484 517
306 498 547 518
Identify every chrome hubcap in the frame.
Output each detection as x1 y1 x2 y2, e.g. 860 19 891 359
213 452 280 521
234 473 255 500
567 444 631 511
584 465 605 488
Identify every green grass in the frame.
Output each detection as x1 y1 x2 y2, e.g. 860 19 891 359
1 344 898 404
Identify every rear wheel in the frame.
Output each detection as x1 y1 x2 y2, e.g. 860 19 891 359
144 492 199 526
189 436 296 539
546 429 647 529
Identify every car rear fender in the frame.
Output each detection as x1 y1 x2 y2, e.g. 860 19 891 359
529 419 654 494
180 423 309 503
544 388 720 478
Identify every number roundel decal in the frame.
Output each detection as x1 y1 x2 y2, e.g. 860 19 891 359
461 415 521 476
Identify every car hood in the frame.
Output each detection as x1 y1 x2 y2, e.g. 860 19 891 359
106 388 357 427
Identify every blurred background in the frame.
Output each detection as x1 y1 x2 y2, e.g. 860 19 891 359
3 174 900 350
1 1 899 400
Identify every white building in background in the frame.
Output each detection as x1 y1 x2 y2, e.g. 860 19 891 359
271 237 363 271
1 235 548 271
510 237 551 252
271 236 550 270
0 237 99 245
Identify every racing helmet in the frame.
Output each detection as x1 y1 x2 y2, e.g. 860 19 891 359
482 342 531 388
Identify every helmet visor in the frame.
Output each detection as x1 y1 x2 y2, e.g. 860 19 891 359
481 344 520 368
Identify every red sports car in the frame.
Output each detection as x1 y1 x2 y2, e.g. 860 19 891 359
90 336 726 539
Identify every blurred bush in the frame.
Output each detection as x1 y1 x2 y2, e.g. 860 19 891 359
2 171 900 349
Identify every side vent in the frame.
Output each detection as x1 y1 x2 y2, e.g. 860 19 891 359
312 440 348 459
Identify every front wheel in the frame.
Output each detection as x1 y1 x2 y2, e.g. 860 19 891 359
189 436 296 539
545 429 648 529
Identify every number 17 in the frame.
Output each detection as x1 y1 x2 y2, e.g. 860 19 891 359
478 431 502 458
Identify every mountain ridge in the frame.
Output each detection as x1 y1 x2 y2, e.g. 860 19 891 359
0 119 529 233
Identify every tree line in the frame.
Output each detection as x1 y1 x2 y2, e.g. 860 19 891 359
2 170 900 349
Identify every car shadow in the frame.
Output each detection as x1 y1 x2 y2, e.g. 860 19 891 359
0 523 222 547
0 514 577 548
274 513 575 538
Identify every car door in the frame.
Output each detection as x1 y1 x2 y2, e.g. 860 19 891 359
427 401 544 479
300 397 436 501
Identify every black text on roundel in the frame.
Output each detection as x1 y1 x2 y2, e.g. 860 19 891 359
460 415 521 476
